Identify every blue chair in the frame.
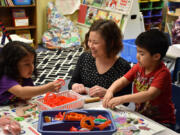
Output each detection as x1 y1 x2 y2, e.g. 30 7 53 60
172 83 180 133
172 58 180 83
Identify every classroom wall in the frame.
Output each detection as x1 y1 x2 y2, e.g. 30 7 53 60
37 0 78 44
37 0 55 44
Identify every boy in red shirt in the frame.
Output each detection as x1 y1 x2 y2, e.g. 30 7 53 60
103 29 176 129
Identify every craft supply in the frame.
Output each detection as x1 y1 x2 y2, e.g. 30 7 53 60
80 117 95 130
43 92 76 107
96 120 112 130
85 97 100 103
28 126 40 135
16 104 37 117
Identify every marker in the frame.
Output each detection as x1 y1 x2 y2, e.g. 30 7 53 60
28 126 39 135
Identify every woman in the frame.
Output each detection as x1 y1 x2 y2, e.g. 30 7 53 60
68 19 131 98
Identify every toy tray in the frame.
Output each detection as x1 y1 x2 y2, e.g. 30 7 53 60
38 109 117 135
36 90 84 111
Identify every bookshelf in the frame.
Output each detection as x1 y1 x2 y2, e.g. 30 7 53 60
138 0 164 31
0 0 37 48
77 0 145 41
165 0 180 37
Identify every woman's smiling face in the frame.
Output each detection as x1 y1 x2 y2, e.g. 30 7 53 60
88 31 107 58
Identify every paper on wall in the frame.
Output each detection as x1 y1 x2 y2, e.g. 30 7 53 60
55 0 80 15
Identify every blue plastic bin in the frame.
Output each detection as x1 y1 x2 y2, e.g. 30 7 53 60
13 0 31 5
121 39 137 63
38 109 117 135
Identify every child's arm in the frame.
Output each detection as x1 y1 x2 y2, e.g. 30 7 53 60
103 77 130 108
107 86 161 109
8 80 62 98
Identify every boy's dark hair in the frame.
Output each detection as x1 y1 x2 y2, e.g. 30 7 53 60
135 29 169 60
0 41 37 80
84 19 123 58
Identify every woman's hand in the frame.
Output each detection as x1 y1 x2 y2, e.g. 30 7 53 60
102 90 114 108
89 85 106 98
72 83 87 94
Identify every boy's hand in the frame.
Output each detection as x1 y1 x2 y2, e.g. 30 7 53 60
102 91 113 108
107 97 123 109
72 83 87 94
89 85 106 97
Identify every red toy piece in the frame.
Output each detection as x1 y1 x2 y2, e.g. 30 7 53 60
80 117 95 130
97 115 107 120
96 120 111 130
70 126 78 132
57 78 65 86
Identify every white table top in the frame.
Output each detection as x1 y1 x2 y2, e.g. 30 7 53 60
83 99 179 135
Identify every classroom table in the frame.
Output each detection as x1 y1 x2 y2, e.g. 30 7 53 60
0 80 179 135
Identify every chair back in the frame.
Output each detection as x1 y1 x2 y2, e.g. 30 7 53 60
172 83 180 132
172 58 180 83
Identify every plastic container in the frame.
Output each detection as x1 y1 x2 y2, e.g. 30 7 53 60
121 39 137 63
13 0 31 5
36 90 84 111
38 109 117 135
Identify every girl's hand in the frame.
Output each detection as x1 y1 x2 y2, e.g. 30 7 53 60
0 116 21 135
107 97 123 109
102 90 114 108
48 80 62 92
72 83 87 94
89 85 106 98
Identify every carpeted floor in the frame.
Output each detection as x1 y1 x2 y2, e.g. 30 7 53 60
33 46 84 85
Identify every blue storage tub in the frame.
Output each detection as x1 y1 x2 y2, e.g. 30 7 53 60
38 109 117 135
121 39 137 63
13 0 31 5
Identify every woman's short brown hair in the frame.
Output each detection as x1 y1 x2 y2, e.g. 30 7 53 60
84 19 123 58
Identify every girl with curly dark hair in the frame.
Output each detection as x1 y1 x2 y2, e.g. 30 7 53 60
0 41 62 105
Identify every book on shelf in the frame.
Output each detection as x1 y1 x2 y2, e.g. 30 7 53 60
85 7 98 25
94 10 109 20
77 4 88 24
92 0 103 7
12 9 26 18
7 0 14 6
120 15 128 33
0 0 5 6
105 0 118 9
108 12 122 26
15 30 31 40
83 0 94 5
116 0 132 13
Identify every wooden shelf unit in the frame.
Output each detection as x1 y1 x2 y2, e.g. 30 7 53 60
0 0 37 48
165 0 180 36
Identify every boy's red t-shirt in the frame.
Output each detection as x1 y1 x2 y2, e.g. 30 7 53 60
124 62 176 124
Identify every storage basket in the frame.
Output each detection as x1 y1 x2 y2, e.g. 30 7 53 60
36 90 84 111
13 0 31 5
38 109 117 135
121 39 137 63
